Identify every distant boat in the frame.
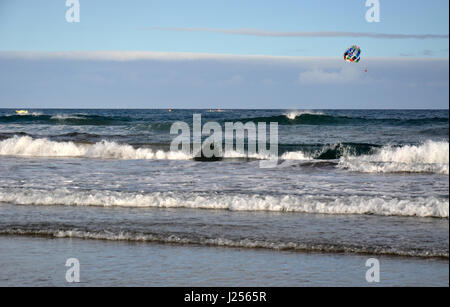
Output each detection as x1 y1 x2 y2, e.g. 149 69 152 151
15 110 29 115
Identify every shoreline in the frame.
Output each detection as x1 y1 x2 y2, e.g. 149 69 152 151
0 236 448 287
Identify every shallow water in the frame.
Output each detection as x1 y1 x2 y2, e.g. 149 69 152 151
0 236 448 287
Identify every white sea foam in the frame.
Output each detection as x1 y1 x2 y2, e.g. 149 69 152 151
50 114 84 120
1 137 448 174
280 151 312 160
0 136 284 161
0 188 447 218
0 136 191 160
0 228 446 258
222 150 279 160
339 141 449 175
284 110 325 120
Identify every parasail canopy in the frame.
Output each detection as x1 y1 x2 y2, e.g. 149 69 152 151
344 45 361 63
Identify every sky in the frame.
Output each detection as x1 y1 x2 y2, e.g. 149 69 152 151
0 0 448 109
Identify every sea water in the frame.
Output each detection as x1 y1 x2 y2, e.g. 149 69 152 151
0 109 448 286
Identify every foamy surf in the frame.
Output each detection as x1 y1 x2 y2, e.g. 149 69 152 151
0 188 447 218
0 136 307 161
280 151 313 160
284 110 325 120
0 136 191 160
1 137 448 175
50 114 85 120
0 228 446 259
339 141 449 175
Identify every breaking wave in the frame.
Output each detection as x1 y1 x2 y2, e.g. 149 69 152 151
339 140 449 175
0 136 288 161
0 136 190 160
0 188 447 218
0 227 446 258
1 110 448 128
0 137 448 175
229 113 449 126
284 111 325 120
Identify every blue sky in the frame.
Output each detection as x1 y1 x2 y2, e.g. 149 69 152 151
0 0 448 56
0 0 448 108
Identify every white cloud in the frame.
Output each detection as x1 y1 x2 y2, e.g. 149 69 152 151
299 66 364 84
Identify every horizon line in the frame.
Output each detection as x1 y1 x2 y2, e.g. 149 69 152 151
1 107 449 110
0 50 448 62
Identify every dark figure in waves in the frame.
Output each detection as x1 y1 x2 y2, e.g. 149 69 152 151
194 143 223 162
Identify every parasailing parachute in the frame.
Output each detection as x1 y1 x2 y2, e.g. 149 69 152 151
344 45 361 63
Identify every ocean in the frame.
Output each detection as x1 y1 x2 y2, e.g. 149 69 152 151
0 109 448 286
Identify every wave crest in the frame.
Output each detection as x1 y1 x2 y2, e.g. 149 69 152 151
284 111 325 120
0 188 447 218
1 228 446 258
0 136 190 160
339 141 449 175
1 137 448 174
